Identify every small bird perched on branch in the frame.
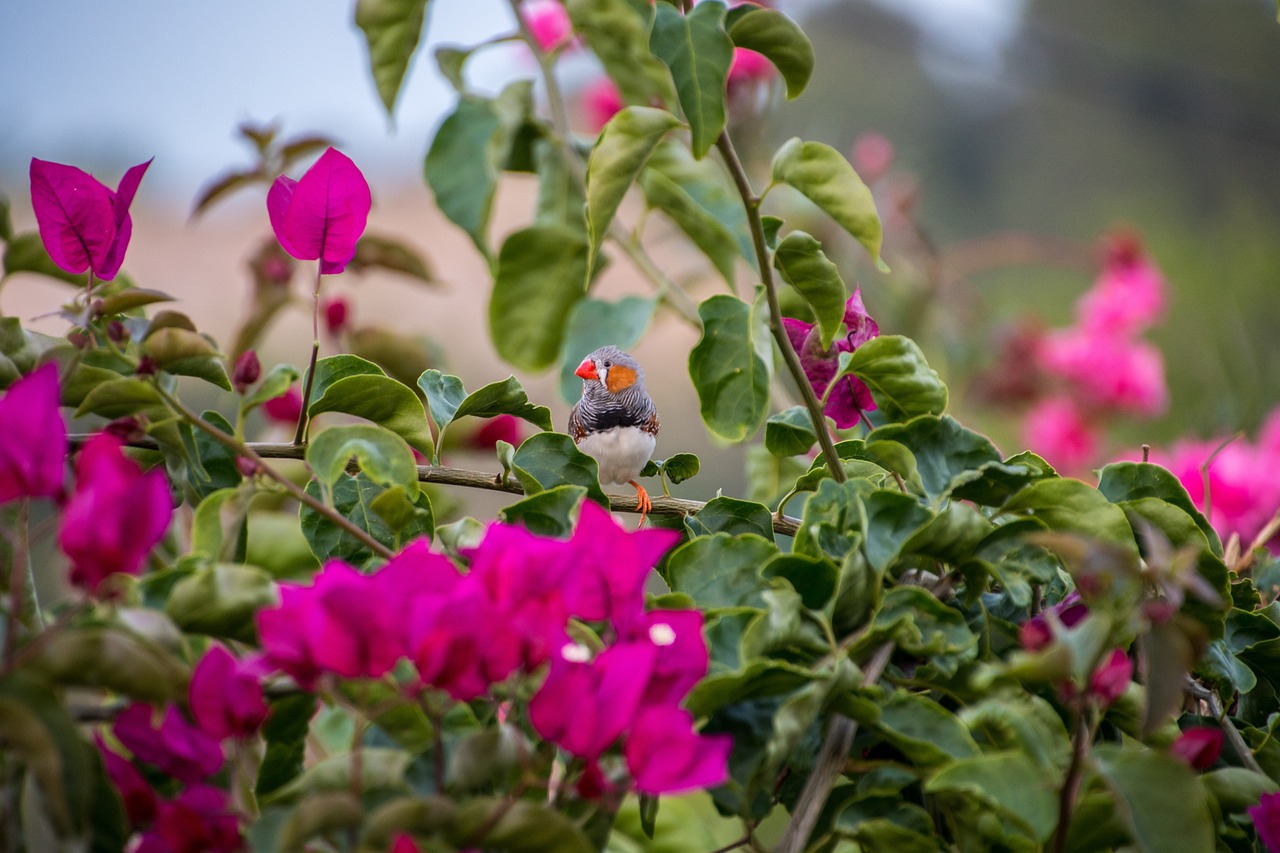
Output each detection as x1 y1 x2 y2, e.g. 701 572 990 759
568 346 659 524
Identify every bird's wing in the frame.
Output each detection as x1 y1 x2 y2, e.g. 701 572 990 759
567 401 587 443
642 410 660 437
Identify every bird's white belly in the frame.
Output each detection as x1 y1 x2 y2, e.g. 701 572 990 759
576 426 656 485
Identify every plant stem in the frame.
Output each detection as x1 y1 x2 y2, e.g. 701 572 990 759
292 264 324 445
2 501 31 669
714 131 846 484
1051 708 1090 853
151 390 394 560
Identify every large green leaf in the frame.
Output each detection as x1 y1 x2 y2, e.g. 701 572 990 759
354 0 430 116
664 533 776 608
649 1 734 159
307 373 434 456
1093 746 1214 853
689 294 771 441
490 225 590 372
685 495 775 539
511 432 609 506
300 473 433 565
926 751 1058 843
640 168 740 286
565 0 674 106
33 627 189 704
1098 461 1222 556
534 139 586 231
307 354 386 403
764 406 817 457
724 4 814 98
500 485 588 537
867 415 1001 501
771 138 883 263
424 82 532 256
874 690 979 766
585 106 681 268
645 141 752 262
773 231 847 350
165 563 279 643
307 424 419 497
840 336 947 422
1001 478 1138 551
452 798 595 853
418 370 552 456
557 296 656 403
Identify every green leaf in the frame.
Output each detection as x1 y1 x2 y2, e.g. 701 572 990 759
771 137 883 263
1001 478 1138 552
646 141 753 261
33 627 188 704
664 533 776 608
557 296 656 403
257 694 318 797
308 373 434 456
565 0 674 106
511 432 609 506
689 294 771 441
164 563 278 643
0 673 93 836
191 488 245 561
424 83 532 256
585 106 682 267
490 225 590 372
308 354 386 403
451 376 554 432
640 168 740 286
840 336 947 422
348 233 435 285
370 485 434 540
96 287 175 316
660 452 700 485
686 496 774 539
926 751 1058 842
773 231 846 350
244 363 300 412
1092 746 1214 853
354 0 429 115
1098 462 1222 556
500 485 588 537
765 406 817 457
268 748 411 804
533 138 586 230
724 5 814 98
874 691 979 766
649 1 734 159
300 473 433 565
452 798 595 853
866 415 1000 500
73 377 164 420
307 424 419 497
863 586 975 661
762 552 838 610
3 232 88 286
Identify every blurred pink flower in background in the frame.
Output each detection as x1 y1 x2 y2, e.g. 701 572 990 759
521 0 573 52
1077 232 1166 337
469 414 523 450
323 295 351 337
267 147 371 275
1169 727 1223 770
1250 792 1280 853
582 78 624 133
1022 397 1099 476
140 785 242 853
113 702 224 784
0 364 67 505
1089 648 1133 706
30 156 151 281
60 434 172 595
727 47 772 86
1038 330 1168 416
851 132 895 183
189 645 270 740
624 706 732 795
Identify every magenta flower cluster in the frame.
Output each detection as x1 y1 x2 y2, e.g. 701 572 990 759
0 366 172 595
1019 594 1132 708
1021 233 1169 472
257 501 730 795
784 288 881 429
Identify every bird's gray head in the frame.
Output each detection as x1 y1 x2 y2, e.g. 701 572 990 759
574 345 646 397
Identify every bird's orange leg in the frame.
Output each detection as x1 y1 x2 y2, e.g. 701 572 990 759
629 480 652 525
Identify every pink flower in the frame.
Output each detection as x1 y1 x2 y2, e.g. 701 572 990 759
1022 396 1100 475
624 706 731 795
231 350 261 395
59 434 172 595
1170 727 1223 770
530 641 656 760
29 156 151 281
390 834 423 853
851 132 894 183
727 48 773 85
0 364 67 505
323 296 351 337
267 147 371 275
563 500 681 627
582 78 624 133
113 702 224 784
1145 438 1280 547
1250 792 1280 853
189 645 269 740
256 585 325 688
144 785 242 853
262 385 304 425
1088 648 1132 706
522 0 573 52
783 289 880 429
469 415 524 450
620 609 709 707
1077 233 1166 337
409 580 524 701
1038 329 1168 416
96 734 158 826
1019 593 1088 652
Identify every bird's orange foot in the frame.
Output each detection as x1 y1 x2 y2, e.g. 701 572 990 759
629 480 652 526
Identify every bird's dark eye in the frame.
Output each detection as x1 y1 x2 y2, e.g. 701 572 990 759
603 360 612 368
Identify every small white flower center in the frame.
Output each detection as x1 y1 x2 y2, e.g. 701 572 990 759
649 623 677 647
560 642 591 663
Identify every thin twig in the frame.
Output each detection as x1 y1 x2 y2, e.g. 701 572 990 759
1185 676 1265 775
1051 708 1090 853
292 264 324 445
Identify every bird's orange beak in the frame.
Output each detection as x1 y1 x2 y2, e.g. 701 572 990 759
575 358 598 380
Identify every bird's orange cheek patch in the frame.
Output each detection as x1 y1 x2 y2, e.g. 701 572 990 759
605 365 637 393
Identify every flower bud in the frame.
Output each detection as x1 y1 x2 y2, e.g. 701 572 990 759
323 297 350 338
235 457 259 479
232 350 262 395
135 355 157 376
107 320 129 343
68 330 89 349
